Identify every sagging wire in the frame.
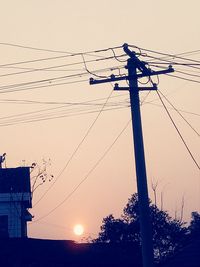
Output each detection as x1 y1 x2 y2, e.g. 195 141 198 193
81 54 109 79
156 90 200 171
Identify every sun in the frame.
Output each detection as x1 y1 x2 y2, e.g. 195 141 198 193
73 224 84 236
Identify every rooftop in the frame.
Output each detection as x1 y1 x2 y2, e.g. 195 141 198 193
0 167 31 193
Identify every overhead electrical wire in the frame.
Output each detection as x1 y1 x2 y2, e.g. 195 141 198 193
0 44 199 96
0 93 130 127
129 44 200 64
0 42 199 216
0 79 89 94
0 42 74 54
1 91 198 128
0 43 198 127
176 50 200 57
148 63 200 77
0 65 125 93
0 94 129 127
145 61 200 67
0 69 99 89
0 59 125 78
110 48 128 63
156 90 200 170
31 86 151 221
3 101 128 123
143 52 200 70
0 65 85 72
0 45 123 69
144 101 200 118
33 89 114 207
0 72 126 95
32 119 131 222
170 69 200 79
0 42 123 58
0 54 73 68
2 41 200 65
147 64 200 83
158 91 200 137
0 93 126 105
81 54 109 79
147 61 200 73
0 106 128 128
166 73 200 84
172 67 200 75
32 91 149 216
0 72 88 90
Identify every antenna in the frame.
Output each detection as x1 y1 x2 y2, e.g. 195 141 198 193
0 153 6 168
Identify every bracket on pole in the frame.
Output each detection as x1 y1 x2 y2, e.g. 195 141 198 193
114 83 158 91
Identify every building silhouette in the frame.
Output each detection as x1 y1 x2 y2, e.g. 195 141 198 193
0 167 32 238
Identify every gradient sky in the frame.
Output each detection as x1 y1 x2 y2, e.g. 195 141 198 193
0 0 199 241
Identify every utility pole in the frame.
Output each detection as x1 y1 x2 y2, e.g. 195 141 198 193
90 43 174 267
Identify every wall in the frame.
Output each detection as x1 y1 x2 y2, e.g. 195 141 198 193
0 193 30 237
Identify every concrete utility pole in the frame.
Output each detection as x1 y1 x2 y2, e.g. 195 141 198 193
90 43 174 267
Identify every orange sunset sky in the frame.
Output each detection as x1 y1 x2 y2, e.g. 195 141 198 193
0 0 199 241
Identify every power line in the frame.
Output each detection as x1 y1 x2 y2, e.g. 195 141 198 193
0 94 129 127
0 42 123 57
0 70 98 90
177 50 200 57
0 106 128 127
0 45 123 68
156 90 200 170
158 91 200 137
0 78 89 94
130 44 200 64
0 46 199 96
81 54 109 79
147 61 200 83
0 42 74 54
3 42 200 66
172 69 200 79
0 54 72 68
148 61 200 73
0 93 126 105
0 64 125 93
166 73 200 84
144 101 200 118
0 58 124 78
0 65 85 72
148 64 200 77
0 67 126 95
32 119 131 222
33 89 114 207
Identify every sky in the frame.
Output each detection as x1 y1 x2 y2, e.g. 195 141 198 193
0 0 199 241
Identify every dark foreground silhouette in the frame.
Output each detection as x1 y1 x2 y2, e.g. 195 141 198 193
0 238 142 267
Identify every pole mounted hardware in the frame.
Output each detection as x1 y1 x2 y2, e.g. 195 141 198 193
114 83 158 91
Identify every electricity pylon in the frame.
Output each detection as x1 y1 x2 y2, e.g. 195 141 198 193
90 43 174 267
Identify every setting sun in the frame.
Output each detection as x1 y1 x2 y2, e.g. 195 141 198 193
73 224 84 236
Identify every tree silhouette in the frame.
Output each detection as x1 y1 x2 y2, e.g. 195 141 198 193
189 211 200 237
97 215 127 243
30 159 54 200
95 193 187 263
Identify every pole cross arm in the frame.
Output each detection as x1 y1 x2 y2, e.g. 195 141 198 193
89 66 174 85
114 83 158 91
